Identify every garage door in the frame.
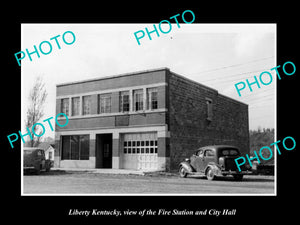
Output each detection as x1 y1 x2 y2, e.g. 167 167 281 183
122 132 158 170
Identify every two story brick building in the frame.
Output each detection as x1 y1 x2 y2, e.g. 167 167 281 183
55 68 249 171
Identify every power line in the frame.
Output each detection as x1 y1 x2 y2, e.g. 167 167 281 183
247 97 275 106
249 102 275 108
239 88 276 99
189 56 275 75
231 94 274 105
247 95 275 102
250 113 275 118
242 91 275 101
247 99 275 106
243 86 275 95
249 108 275 114
250 116 274 122
199 68 274 83
205 77 277 91
203 77 272 88
198 73 277 91
249 103 275 108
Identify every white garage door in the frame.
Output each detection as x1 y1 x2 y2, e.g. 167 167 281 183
122 132 158 170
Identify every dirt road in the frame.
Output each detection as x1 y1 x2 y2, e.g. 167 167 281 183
23 171 274 195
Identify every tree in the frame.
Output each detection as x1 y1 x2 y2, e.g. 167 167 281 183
25 76 47 147
257 126 262 133
249 127 275 164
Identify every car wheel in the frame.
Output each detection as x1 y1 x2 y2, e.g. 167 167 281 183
35 169 40 175
206 168 216 181
35 165 42 175
179 166 188 178
233 174 243 181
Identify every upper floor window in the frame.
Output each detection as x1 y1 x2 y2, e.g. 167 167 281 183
99 94 111 113
119 91 129 112
71 97 80 116
61 98 69 116
82 95 91 115
133 89 143 111
206 98 213 121
147 87 158 110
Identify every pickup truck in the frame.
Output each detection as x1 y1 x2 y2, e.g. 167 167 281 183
24 147 52 174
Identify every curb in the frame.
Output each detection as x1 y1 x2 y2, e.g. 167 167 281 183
51 168 146 176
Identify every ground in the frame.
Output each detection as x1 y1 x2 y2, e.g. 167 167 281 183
23 170 274 195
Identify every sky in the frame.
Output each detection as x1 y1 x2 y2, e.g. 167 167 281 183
21 23 276 139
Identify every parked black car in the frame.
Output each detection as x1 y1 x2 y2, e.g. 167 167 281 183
179 145 252 181
24 147 52 174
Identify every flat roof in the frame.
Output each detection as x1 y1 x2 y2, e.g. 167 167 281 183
169 70 218 93
218 93 248 107
168 70 247 106
56 67 170 87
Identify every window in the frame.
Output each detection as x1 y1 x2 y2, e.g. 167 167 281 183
61 98 69 116
123 133 157 154
119 91 130 112
196 149 203 156
72 97 80 116
206 98 213 121
221 149 239 156
204 149 215 157
61 135 89 160
48 151 53 160
70 136 79 159
62 136 70 159
133 89 143 111
99 94 111 113
80 135 89 159
147 88 158 110
82 95 91 115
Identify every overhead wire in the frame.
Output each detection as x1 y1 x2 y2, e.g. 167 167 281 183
198 68 274 83
186 56 276 117
241 90 275 100
188 56 275 75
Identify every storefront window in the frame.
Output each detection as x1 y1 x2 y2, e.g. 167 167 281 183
61 135 89 160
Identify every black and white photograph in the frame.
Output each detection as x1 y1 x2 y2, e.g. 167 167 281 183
20 23 276 195
3 4 298 225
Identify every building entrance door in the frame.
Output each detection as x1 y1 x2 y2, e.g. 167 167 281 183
96 134 112 168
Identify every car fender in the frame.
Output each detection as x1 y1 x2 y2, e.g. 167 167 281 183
205 163 222 176
179 161 195 173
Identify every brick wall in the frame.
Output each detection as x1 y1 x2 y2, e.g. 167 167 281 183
168 71 249 170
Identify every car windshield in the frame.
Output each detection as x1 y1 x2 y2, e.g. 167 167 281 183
221 149 239 156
